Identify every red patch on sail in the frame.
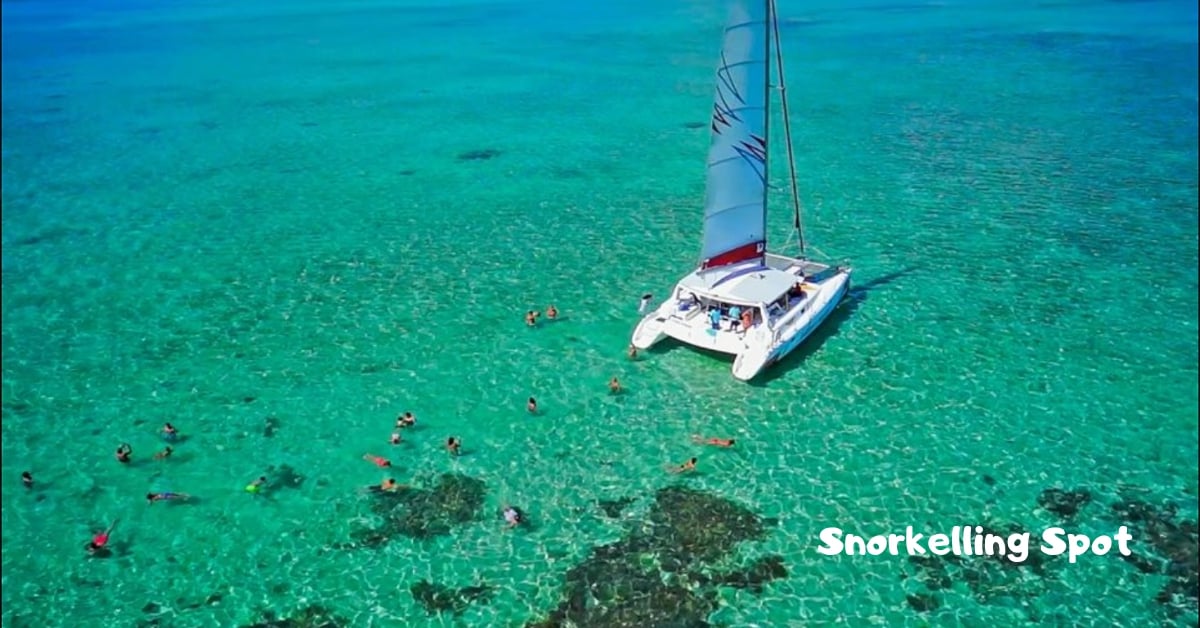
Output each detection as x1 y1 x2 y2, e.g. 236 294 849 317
702 240 765 270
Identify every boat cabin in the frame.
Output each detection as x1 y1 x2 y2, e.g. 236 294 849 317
674 264 809 331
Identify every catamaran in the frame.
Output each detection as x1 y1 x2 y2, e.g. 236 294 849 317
630 0 852 381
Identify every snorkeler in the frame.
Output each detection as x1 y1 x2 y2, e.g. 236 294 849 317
667 457 698 474
363 454 391 468
502 505 523 529
691 435 736 447
245 476 268 495
86 521 118 555
146 491 190 504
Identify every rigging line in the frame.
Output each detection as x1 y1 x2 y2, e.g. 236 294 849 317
769 0 806 256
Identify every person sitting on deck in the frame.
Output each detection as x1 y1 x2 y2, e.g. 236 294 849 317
740 308 754 330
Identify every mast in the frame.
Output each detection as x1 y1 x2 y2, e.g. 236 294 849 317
761 0 771 251
770 0 807 256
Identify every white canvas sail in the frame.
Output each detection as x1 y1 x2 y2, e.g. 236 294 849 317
699 0 770 270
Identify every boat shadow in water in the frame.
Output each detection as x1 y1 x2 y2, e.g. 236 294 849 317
749 265 920 386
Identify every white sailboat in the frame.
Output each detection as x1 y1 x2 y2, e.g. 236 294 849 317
631 0 852 381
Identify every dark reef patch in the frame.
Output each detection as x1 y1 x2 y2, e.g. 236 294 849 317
597 497 634 518
410 579 494 616
682 121 706 129
267 464 305 490
1037 487 1092 518
457 148 501 161
527 485 787 627
349 473 486 545
1110 496 1198 619
240 604 347 627
902 485 1198 623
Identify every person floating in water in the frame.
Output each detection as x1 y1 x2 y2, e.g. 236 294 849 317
524 310 540 327
446 437 461 457
390 431 402 445
115 444 132 464
546 305 558 320
245 476 268 495
21 471 33 489
526 397 538 414
363 454 391 468
666 457 698 474
86 521 117 555
639 293 653 313
608 377 621 394
396 412 416 429
502 505 523 529
161 422 178 441
146 491 190 504
374 478 403 492
154 446 173 460
627 344 638 360
692 435 736 447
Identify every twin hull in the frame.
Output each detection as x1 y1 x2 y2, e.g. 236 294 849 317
631 268 850 381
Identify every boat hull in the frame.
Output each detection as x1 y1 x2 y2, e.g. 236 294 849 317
631 257 851 380
732 271 850 380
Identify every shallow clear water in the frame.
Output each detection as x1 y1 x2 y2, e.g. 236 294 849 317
2 0 1197 626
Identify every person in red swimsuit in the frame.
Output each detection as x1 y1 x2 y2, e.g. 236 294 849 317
87 521 118 555
362 454 391 468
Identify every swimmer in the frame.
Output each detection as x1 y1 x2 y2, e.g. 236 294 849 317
525 310 539 327
21 471 33 489
502 505 523 529
245 476 267 494
692 435 736 447
86 521 117 555
154 446 174 460
627 344 638 360
526 397 538 414
115 444 132 464
546 304 558 320
446 437 461 457
638 293 653 313
608 377 621 393
161 422 178 441
146 491 190 504
666 457 698 474
396 411 416 428
363 454 391 468
390 432 402 445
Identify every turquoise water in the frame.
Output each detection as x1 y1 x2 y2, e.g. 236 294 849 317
2 0 1197 626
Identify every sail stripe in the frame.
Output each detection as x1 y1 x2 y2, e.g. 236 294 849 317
699 0 769 271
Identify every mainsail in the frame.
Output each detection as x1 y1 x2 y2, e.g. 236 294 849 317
699 0 770 270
